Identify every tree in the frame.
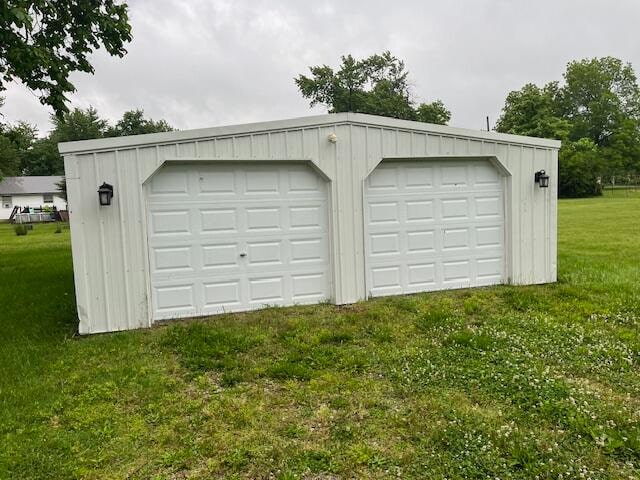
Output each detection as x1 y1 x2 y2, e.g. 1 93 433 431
0 117 38 180
0 0 132 116
51 106 108 142
416 100 451 125
495 82 571 140
17 107 175 176
599 117 640 180
0 134 21 180
295 52 450 124
19 107 108 176
4 120 37 151
559 57 640 146
496 57 640 197
106 109 174 137
21 136 61 175
0 94 38 180
558 138 603 197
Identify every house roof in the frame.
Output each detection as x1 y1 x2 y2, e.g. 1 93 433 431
0 176 63 195
58 112 562 155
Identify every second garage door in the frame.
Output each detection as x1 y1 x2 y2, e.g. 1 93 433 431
146 163 331 320
365 159 505 297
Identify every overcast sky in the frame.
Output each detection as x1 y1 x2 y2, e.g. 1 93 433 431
2 0 640 135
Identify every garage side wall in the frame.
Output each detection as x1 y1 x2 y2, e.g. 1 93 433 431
64 121 557 334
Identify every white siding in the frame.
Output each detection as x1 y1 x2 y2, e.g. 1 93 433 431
62 113 559 334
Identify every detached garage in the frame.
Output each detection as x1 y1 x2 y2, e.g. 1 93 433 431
59 113 560 334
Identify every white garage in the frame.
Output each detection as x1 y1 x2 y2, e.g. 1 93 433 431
59 113 560 334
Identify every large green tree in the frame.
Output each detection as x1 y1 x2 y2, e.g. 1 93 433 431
0 134 21 180
51 106 109 142
19 107 109 175
415 100 451 125
0 0 132 116
559 57 640 146
0 124 38 180
106 109 173 137
0 97 38 180
295 52 450 125
496 57 640 197
495 82 571 140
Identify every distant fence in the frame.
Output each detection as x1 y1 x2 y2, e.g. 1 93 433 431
13 212 56 224
598 174 640 196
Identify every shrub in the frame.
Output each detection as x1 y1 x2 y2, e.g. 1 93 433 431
14 224 28 236
559 139 603 197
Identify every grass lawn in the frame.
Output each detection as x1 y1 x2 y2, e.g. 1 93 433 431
1 193 639 479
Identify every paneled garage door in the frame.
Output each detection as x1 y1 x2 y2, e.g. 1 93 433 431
364 159 505 297
146 163 331 320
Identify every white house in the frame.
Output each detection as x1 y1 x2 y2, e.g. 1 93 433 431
59 113 560 334
0 176 66 220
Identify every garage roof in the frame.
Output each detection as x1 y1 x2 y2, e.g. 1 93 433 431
0 176 63 195
58 113 562 155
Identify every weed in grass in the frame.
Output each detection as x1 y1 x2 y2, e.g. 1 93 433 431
13 224 28 236
161 322 262 374
443 330 495 350
290 449 333 474
386 294 421 313
367 323 394 343
501 287 550 312
414 307 453 331
463 296 482 315
265 360 314 381
318 329 353 344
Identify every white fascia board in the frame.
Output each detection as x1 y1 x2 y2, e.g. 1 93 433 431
58 112 561 155
345 113 562 149
57 114 351 155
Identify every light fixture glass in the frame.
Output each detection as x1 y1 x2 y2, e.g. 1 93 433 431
535 170 549 188
98 182 114 206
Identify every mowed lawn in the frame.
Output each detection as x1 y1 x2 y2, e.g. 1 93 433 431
1 193 639 480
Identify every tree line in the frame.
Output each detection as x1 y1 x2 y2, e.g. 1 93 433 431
0 106 173 179
2 37 640 197
297 53 640 197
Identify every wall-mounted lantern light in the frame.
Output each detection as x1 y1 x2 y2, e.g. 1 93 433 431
534 170 550 188
98 182 114 206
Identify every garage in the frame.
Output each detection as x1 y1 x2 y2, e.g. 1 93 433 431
59 112 559 334
147 163 331 320
365 159 504 297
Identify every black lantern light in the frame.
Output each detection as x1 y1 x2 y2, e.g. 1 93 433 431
535 170 550 188
98 182 114 206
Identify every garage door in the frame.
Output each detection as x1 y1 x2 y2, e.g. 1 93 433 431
364 159 505 297
146 163 331 320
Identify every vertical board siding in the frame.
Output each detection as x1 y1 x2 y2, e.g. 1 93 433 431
216 137 233 157
550 149 559 281
64 119 559 333
234 135 251 158
252 134 269 158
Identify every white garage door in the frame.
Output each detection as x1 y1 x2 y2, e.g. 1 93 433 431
146 163 331 320
365 159 505 297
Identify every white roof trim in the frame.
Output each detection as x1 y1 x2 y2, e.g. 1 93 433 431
58 112 562 155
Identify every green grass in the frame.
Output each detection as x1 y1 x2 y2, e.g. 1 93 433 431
1 194 639 479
